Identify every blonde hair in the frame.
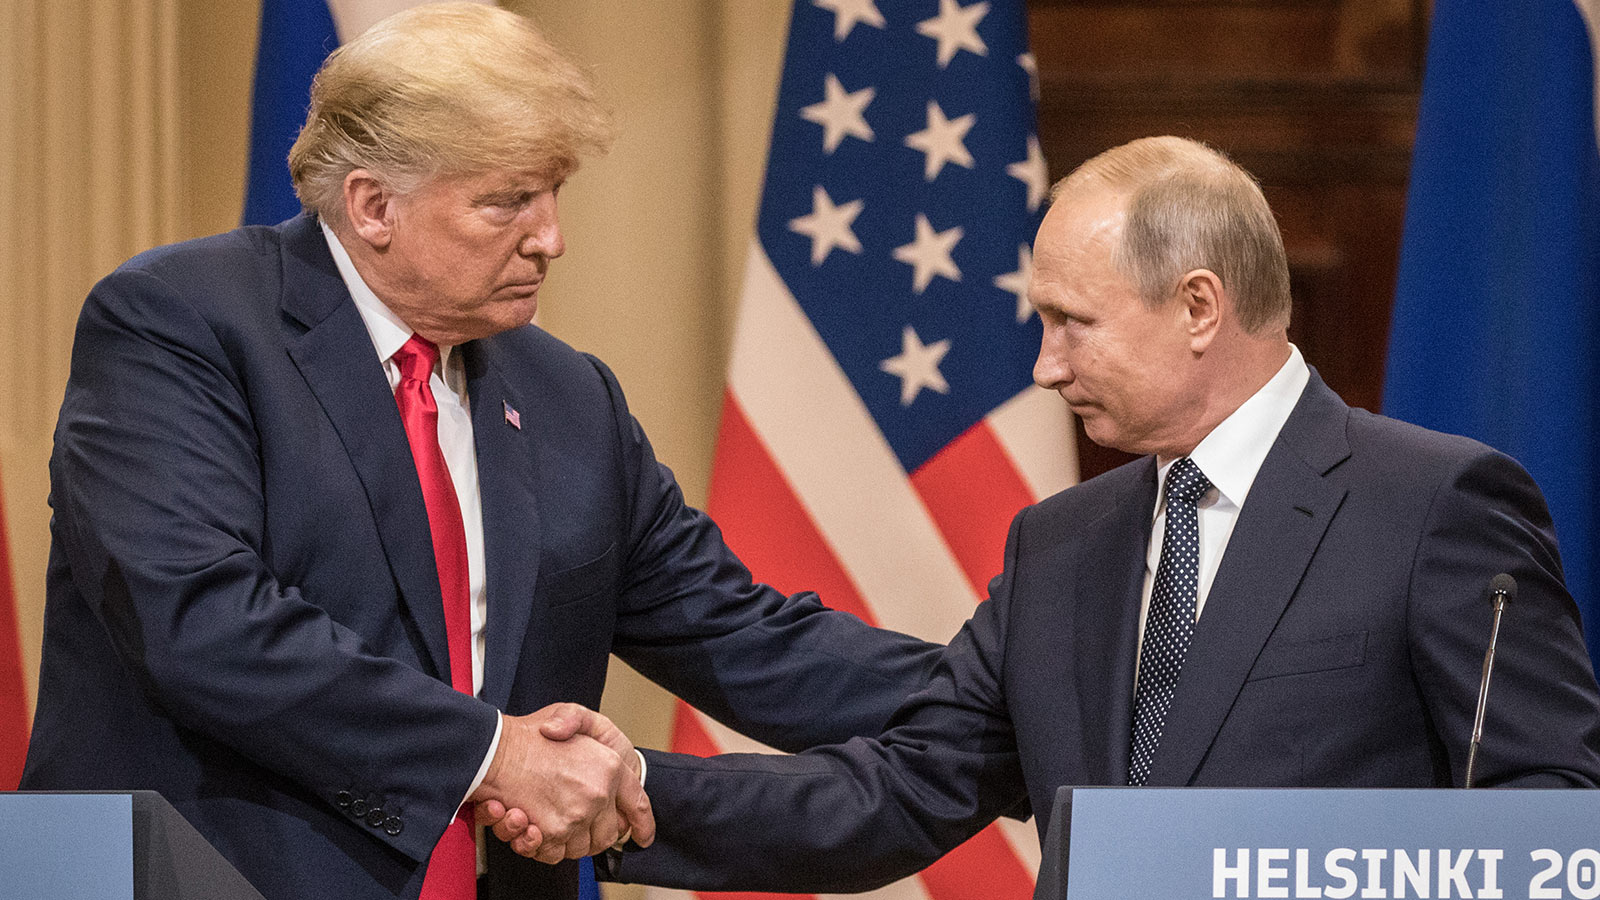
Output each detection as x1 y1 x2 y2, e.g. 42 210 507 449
1052 136 1292 333
288 2 613 227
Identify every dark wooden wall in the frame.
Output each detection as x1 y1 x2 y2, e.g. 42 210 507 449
1026 0 1429 478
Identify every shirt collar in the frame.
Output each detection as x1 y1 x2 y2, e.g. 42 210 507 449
1156 343 1310 513
320 220 457 372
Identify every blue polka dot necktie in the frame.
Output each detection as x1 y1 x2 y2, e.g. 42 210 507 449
1127 457 1212 786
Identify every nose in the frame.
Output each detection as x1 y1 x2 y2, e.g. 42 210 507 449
1033 325 1073 389
518 192 565 260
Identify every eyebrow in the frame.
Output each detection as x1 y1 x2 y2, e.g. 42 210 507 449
472 187 529 204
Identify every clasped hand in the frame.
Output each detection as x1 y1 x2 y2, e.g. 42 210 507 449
468 702 654 863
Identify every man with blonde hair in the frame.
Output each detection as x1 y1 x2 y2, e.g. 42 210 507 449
21 5 938 900
593 135 1600 892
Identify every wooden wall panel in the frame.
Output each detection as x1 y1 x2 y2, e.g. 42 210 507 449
1027 0 1428 477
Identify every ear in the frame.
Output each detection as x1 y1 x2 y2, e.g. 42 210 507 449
1177 268 1225 352
342 169 395 250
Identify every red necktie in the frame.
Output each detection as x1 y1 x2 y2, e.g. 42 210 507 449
393 335 476 900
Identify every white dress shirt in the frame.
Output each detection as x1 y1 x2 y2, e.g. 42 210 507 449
1134 344 1312 690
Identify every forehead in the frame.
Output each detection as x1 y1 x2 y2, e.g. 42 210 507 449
420 164 570 200
1030 186 1131 298
1038 185 1125 260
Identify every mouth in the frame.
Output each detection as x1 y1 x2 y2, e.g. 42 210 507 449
501 280 543 299
1061 392 1094 412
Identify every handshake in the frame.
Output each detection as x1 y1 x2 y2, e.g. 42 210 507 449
467 703 654 864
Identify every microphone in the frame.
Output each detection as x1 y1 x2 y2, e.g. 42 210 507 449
1463 573 1516 788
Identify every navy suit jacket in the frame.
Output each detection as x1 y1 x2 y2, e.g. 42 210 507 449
21 214 940 900
613 371 1600 893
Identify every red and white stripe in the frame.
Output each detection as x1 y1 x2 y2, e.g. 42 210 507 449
0 465 28 791
653 242 1077 900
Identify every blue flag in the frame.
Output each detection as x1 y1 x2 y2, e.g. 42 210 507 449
1384 0 1600 670
243 0 339 226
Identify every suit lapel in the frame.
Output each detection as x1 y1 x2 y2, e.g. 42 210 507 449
1146 371 1352 785
279 215 453 683
1072 459 1158 784
464 339 543 710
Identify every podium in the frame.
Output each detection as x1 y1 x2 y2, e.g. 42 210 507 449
1036 786 1600 900
1 791 266 900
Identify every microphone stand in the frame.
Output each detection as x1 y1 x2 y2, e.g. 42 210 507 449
1464 575 1515 788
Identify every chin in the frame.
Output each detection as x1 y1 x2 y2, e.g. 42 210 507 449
505 306 538 332
1082 424 1120 451
465 302 539 341
1075 412 1106 442
501 294 540 324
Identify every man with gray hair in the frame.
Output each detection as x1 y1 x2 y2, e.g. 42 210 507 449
21 5 938 900
593 135 1600 892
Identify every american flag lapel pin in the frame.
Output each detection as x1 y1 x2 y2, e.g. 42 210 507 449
503 400 521 430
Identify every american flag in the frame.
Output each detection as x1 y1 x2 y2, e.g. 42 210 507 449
657 1 1077 897
0 467 25 790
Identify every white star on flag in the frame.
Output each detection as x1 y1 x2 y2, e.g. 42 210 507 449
893 214 963 293
789 185 865 265
1007 135 1048 211
801 73 876 154
993 244 1034 322
1018 52 1039 101
904 100 977 181
916 0 990 68
812 0 886 41
880 325 952 406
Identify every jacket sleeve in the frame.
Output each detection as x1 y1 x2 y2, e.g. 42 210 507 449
604 508 1034 894
590 355 944 750
617 602 1027 892
1407 447 1600 786
49 267 498 861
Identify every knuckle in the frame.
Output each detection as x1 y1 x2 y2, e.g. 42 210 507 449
534 839 563 862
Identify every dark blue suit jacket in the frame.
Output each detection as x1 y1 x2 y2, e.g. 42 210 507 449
613 371 1600 893
20 214 940 900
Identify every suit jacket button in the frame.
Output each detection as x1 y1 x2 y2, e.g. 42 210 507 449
335 791 353 809
384 816 404 837
350 799 369 817
366 807 388 828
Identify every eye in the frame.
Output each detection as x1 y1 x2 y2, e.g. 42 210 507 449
1038 306 1084 328
475 189 535 212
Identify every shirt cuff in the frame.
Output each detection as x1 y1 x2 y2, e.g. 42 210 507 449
607 749 649 853
462 711 503 812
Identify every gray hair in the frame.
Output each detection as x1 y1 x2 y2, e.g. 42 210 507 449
1053 136 1292 333
288 2 614 227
